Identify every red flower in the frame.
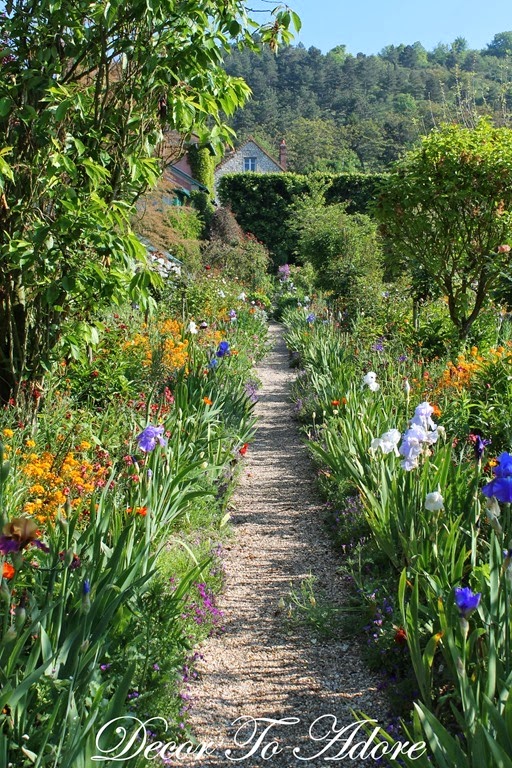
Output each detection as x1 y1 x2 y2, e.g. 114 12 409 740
239 443 249 456
394 627 407 645
2 563 15 580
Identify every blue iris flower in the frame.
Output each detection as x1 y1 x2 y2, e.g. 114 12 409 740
216 341 230 357
482 451 512 501
454 586 481 618
136 425 167 452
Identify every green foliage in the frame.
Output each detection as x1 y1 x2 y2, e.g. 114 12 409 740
167 207 204 242
0 0 299 403
290 194 384 320
202 234 270 289
223 37 512 174
188 145 216 229
187 145 215 194
376 119 512 340
218 171 387 265
284 117 360 173
283 307 512 767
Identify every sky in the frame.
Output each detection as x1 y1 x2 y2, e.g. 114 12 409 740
271 0 512 55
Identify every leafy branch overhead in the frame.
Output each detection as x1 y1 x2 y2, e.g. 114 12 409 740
0 0 300 404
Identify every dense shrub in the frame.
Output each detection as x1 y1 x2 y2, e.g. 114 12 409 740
291 198 385 322
218 171 387 266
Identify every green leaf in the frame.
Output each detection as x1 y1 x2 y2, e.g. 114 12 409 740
0 98 11 117
290 11 302 32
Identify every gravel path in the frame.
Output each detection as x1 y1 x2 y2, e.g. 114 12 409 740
180 322 389 767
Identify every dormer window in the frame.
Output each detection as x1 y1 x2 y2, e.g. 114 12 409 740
244 157 257 172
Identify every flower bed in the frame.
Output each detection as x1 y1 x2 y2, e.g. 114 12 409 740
0 279 268 766
284 306 512 767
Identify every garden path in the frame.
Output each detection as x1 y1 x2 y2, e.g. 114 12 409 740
180 322 388 767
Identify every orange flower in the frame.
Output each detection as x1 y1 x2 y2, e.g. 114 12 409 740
331 400 340 406
432 404 442 417
2 563 15 579
341 397 347 406
126 506 148 516
203 397 213 406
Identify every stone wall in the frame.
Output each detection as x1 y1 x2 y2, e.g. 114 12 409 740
214 140 282 196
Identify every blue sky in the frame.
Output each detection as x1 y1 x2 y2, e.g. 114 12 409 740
278 0 511 55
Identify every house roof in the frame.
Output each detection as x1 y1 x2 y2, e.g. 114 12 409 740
166 164 210 192
214 137 285 173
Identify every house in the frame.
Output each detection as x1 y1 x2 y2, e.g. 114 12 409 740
163 162 209 206
214 137 287 197
157 131 210 205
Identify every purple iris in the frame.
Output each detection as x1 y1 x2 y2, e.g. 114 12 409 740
32 540 50 553
454 586 481 618
472 434 491 461
482 451 512 502
277 264 290 281
83 579 91 595
0 537 20 555
208 358 219 369
306 313 316 323
136 425 167 452
228 309 237 319
481 477 512 503
216 341 230 358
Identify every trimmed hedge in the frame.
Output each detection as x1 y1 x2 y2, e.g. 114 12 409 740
218 171 387 266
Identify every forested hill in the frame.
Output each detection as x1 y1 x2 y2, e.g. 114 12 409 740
223 32 512 172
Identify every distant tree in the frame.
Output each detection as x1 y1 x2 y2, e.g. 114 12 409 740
376 120 512 340
286 117 360 173
485 32 512 57
452 36 468 54
380 44 401 65
327 45 349 64
429 43 450 66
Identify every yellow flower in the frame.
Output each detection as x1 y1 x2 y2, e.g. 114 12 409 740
25 439 36 448
78 441 91 451
2 428 14 438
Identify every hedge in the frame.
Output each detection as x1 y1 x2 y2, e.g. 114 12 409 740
217 171 387 266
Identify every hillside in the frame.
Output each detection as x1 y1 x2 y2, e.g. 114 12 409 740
223 32 512 171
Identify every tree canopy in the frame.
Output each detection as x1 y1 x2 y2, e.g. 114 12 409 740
375 119 512 339
0 0 299 403
222 34 512 172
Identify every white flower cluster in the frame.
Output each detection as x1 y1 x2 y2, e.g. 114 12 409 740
370 429 401 456
363 371 380 392
371 401 444 471
399 402 440 471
